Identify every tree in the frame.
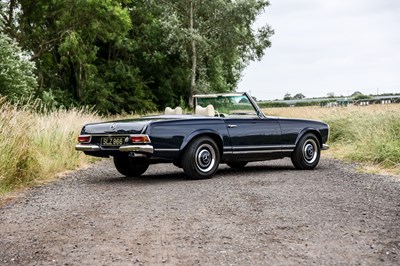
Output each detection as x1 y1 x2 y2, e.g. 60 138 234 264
352 94 371 100
293 93 305 99
284 93 292 100
327 92 335 98
7 0 158 113
351 91 362 97
1 0 273 114
158 0 273 106
0 32 37 101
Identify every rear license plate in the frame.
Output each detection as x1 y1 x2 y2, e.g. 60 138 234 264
101 137 125 146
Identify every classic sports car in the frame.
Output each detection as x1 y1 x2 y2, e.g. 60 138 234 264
76 92 329 179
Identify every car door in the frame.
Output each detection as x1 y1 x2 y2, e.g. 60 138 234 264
223 117 282 155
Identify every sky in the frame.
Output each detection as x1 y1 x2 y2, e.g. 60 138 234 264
238 0 400 101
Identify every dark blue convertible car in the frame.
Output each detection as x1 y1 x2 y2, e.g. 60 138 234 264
76 92 329 179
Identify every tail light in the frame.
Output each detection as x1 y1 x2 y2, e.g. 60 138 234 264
130 134 151 143
78 135 92 143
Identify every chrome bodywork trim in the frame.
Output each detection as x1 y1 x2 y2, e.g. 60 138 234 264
224 149 294 155
232 149 293 155
154 148 180 152
282 145 296 149
322 144 330 150
75 144 101 151
232 145 276 150
231 145 295 150
81 134 131 137
119 145 154 154
76 143 154 154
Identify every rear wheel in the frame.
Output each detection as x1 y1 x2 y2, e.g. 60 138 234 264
291 133 321 170
113 156 149 177
182 136 220 179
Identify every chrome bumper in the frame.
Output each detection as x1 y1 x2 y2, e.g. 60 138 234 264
75 144 101 151
119 145 154 154
75 144 154 154
322 144 330 150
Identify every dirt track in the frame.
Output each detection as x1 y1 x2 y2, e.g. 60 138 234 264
0 158 399 265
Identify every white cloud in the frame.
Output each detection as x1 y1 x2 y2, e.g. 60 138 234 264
239 0 400 100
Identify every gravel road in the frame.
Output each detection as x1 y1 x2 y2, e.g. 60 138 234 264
0 158 399 265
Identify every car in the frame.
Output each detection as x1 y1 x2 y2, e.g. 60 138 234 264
75 92 329 179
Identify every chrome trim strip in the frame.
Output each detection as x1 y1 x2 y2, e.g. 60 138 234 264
81 134 131 137
233 150 291 154
75 144 101 151
154 148 180 152
224 145 296 155
231 145 295 150
282 145 296 149
322 144 330 150
230 149 294 155
245 91 266 118
119 145 154 154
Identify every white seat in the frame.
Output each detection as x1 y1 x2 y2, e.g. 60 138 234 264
175 106 183 115
164 106 183 115
195 105 215 117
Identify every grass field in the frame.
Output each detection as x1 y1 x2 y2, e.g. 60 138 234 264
264 104 400 176
1 101 399 195
0 99 101 194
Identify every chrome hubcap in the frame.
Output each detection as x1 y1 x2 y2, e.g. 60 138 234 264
303 139 318 164
195 144 216 173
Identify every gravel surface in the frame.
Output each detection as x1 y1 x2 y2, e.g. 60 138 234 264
0 158 399 265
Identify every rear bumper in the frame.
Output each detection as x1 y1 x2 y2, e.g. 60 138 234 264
119 145 154 154
75 144 101 151
75 144 154 154
322 144 329 150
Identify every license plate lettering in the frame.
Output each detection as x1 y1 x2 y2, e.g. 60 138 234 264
101 137 124 146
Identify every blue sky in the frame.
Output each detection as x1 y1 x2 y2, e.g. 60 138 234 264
238 0 400 100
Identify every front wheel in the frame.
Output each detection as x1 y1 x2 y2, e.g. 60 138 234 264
113 156 149 177
291 133 321 170
182 136 220 179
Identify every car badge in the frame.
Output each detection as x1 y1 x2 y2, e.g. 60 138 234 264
110 123 117 130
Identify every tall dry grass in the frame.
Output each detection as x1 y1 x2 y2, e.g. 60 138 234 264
263 104 400 175
0 98 101 194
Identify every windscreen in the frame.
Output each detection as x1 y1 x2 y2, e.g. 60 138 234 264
196 95 257 116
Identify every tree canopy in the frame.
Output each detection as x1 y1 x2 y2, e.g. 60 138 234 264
0 0 273 114
0 32 37 101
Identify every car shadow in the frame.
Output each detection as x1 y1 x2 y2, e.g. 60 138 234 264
92 162 297 185
219 164 296 175
92 171 188 185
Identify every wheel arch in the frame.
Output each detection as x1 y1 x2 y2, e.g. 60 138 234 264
180 130 224 156
295 128 323 148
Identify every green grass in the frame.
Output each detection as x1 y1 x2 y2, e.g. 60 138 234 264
325 110 400 169
264 104 400 175
0 98 101 194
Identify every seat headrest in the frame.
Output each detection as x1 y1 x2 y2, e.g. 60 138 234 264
195 105 215 117
165 106 183 115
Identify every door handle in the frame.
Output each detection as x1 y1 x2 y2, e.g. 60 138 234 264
228 124 237 128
